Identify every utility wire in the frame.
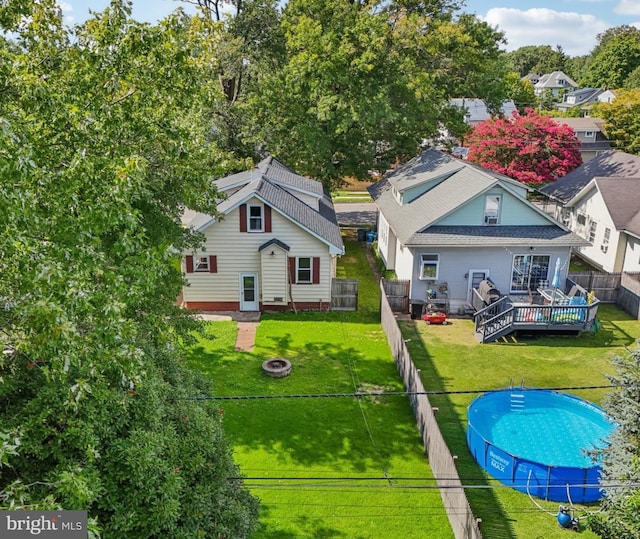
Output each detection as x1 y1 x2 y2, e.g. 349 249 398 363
178 384 615 401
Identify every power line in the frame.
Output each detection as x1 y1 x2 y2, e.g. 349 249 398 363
178 384 615 401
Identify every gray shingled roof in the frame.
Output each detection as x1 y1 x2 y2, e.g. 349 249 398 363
368 150 540 245
539 151 640 203
256 179 344 251
406 226 587 247
186 158 344 254
257 156 325 196
595 177 640 238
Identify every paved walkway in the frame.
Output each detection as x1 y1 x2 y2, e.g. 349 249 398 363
197 311 260 351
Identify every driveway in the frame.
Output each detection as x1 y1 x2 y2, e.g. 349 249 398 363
334 202 377 227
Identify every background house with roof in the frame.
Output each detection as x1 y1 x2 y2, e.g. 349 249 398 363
448 98 517 126
181 157 344 312
533 71 578 98
539 151 640 273
556 88 604 114
368 149 587 313
551 117 611 162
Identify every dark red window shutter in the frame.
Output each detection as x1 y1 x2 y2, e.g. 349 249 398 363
185 255 194 273
288 257 296 284
239 204 247 232
312 257 320 284
265 205 272 233
209 255 217 273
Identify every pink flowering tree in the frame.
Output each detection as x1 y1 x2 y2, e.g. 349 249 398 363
465 109 583 186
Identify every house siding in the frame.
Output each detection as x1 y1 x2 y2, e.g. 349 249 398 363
409 246 572 311
569 188 620 272
437 188 549 226
623 236 640 272
377 212 396 270
260 248 288 305
183 197 334 307
394 243 414 281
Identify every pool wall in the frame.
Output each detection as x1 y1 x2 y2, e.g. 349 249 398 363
466 389 608 503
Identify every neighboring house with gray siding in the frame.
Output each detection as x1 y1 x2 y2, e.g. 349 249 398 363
551 117 611 162
368 149 587 312
539 151 640 273
556 88 604 114
181 157 344 312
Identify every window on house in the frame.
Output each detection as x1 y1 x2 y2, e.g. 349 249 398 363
561 208 571 226
576 212 587 226
585 131 594 138
589 221 598 243
510 254 550 293
297 257 312 283
195 256 209 272
248 204 263 232
420 254 439 280
601 227 611 253
484 195 501 225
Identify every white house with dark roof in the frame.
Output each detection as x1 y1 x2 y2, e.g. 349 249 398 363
368 149 587 313
539 151 640 272
534 71 578 97
181 157 344 312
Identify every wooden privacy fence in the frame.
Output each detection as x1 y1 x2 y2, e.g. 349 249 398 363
568 271 640 319
382 279 410 313
379 281 482 539
568 272 620 303
619 273 640 319
330 279 358 311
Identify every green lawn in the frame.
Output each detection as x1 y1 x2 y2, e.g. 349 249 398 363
185 235 453 538
400 304 640 539
331 190 373 203
185 233 640 538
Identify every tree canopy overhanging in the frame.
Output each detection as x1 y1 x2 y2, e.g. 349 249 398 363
0 1 258 536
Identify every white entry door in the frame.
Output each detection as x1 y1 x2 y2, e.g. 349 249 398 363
467 269 490 303
240 273 259 311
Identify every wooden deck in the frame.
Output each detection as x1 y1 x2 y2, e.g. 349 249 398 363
473 283 600 343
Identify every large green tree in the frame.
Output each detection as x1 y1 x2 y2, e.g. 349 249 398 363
503 45 567 77
0 1 258 536
581 28 640 89
180 0 285 159
593 89 640 154
247 0 505 185
589 345 640 539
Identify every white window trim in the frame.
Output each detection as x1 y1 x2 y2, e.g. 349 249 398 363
247 204 264 232
194 256 209 272
601 227 611 253
510 253 551 293
484 195 501 225
296 257 312 284
419 253 439 280
588 220 598 243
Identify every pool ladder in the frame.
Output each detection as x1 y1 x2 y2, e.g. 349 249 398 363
510 392 525 411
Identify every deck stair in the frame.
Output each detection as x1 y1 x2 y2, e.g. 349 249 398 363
473 287 601 344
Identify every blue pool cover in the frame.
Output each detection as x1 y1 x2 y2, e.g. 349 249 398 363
466 389 615 503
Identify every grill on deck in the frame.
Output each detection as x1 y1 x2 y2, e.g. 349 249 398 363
478 279 501 305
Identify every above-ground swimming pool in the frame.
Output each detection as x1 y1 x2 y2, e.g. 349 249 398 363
467 389 615 503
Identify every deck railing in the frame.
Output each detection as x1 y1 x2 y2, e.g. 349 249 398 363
474 295 600 343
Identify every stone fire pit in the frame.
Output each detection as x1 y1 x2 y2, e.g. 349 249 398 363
261 358 292 378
